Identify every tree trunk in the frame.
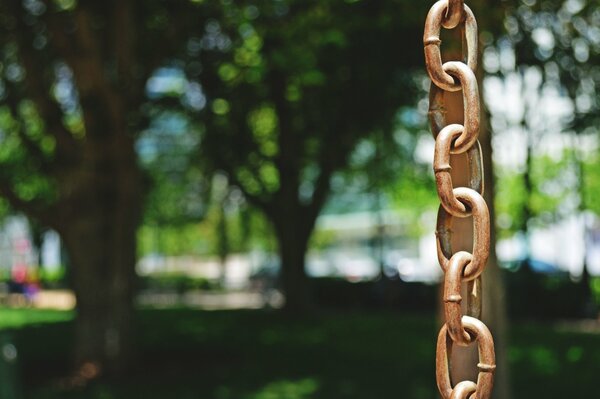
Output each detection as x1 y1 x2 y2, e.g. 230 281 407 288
217 202 229 287
480 107 511 399
60 146 142 375
273 217 312 312
572 140 596 318
63 204 139 374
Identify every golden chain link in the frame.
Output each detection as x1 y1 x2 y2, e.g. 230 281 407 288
424 0 496 398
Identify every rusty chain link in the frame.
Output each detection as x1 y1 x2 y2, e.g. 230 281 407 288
443 0 465 29
436 317 496 399
424 0 496 398
433 124 483 216
424 0 477 92
436 187 490 280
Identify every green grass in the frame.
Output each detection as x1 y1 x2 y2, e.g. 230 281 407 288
0 309 72 330
0 308 598 399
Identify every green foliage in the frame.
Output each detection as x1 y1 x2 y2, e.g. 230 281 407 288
582 152 600 215
38 267 66 285
322 104 437 239
138 201 275 257
196 0 428 224
495 149 582 237
0 105 58 207
591 277 600 305
138 224 206 257
124 1 438 297
495 169 527 237
307 228 336 252
529 153 574 220
385 159 437 238
390 164 437 213
506 0 600 131
139 109 211 227
0 198 11 222
493 0 600 239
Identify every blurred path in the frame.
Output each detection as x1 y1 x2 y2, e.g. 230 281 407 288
555 319 600 333
136 290 278 310
2 289 279 311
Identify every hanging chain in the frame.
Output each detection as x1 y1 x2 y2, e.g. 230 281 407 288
424 1 496 398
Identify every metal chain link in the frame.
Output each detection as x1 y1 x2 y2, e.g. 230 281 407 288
443 0 465 29
423 0 496 398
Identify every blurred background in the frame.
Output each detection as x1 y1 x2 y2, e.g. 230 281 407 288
0 0 597 398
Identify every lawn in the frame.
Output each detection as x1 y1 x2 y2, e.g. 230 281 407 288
0 308 597 399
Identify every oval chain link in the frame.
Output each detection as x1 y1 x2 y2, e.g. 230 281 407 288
430 62 481 154
435 187 490 280
433 124 484 216
424 0 495 397
436 317 496 399
423 0 478 92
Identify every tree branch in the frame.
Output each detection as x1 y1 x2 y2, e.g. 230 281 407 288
45 4 126 137
0 179 56 227
113 0 135 94
305 161 335 226
8 0 80 159
2 88 54 173
303 119 356 229
227 172 271 216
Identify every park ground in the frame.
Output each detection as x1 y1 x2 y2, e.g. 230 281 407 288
0 307 598 399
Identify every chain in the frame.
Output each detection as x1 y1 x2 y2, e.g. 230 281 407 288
424 1 496 398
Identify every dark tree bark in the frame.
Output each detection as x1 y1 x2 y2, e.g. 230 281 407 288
480 108 511 399
217 201 230 287
272 212 313 312
572 135 596 318
63 201 139 372
58 134 142 372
